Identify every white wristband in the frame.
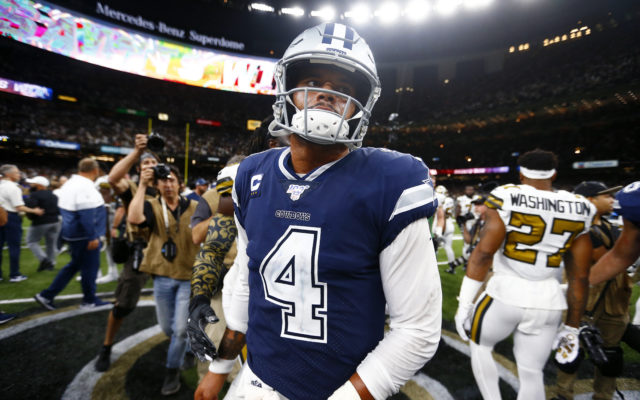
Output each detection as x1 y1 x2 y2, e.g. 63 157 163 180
457 276 483 306
208 357 237 374
328 380 360 400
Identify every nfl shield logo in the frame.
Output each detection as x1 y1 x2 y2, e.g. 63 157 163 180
287 184 310 201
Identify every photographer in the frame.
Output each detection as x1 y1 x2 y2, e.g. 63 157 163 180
94 134 159 373
128 162 199 396
554 182 629 400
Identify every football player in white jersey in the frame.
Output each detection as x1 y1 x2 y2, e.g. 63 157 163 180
433 185 458 273
196 23 441 400
455 186 479 270
454 149 594 400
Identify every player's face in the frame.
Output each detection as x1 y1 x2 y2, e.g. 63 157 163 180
293 66 357 119
156 172 179 199
140 157 158 172
591 194 615 215
465 186 475 196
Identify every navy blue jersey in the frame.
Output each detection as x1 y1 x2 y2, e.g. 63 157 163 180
233 147 436 399
617 181 640 226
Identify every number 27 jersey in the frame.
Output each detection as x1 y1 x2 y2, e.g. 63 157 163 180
485 184 595 308
232 146 437 400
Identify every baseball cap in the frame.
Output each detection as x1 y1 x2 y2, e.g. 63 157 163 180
26 176 50 187
573 181 622 197
195 178 208 186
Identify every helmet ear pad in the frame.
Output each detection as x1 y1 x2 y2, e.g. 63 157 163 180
286 61 371 106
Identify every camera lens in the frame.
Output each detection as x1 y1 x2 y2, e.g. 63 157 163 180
147 132 165 152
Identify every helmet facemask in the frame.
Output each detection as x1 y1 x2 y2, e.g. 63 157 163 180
269 24 381 149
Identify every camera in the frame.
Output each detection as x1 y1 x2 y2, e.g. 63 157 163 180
147 132 165 152
153 163 172 180
131 238 147 272
579 323 608 366
161 237 177 261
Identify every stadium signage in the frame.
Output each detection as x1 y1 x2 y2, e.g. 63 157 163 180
196 119 222 127
100 145 134 155
0 77 52 100
36 139 80 150
432 166 509 175
95 2 245 51
572 160 619 169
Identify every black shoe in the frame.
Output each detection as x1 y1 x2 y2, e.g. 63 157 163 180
181 352 196 370
446 262 457 274
95 345 112 372
38 259 54 272
161 368 181 396
34 293 56 310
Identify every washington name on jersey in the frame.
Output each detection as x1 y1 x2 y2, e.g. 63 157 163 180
232 147 436 400
484 184 595 309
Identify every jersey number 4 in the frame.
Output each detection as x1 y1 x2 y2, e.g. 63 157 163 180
504 211 585 267
260 226 328 343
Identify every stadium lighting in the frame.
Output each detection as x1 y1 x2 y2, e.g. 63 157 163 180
375 2 400 24
311 6 335 21
464 0 493 9
345 4 371 24
434 0 461 16
405 0 430 22
281 6 304 17
250 3 275 12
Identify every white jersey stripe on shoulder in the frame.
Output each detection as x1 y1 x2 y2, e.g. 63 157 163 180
389 183 435 221
278 147 296 180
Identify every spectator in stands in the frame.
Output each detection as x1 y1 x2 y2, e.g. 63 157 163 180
128 163 199 396
25 175 61 272
34 158 108 309
0 164 44 282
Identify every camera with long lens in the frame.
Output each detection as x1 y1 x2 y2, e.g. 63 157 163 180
579 323 608 366
131 238 147 272
147 132 165 152
152 163 172 180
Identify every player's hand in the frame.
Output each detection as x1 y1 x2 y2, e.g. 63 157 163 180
87 239 100 250
194 371 226 400
454 301 474 341
187 295 219 362
553 324 580 365
134 134 148 152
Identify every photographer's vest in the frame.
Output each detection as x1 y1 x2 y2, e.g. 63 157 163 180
139 197 198 280
586 219 632 318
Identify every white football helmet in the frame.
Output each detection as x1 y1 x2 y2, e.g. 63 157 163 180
269 23 381 148
435 185 448 196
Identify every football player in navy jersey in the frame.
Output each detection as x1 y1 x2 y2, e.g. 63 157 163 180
590 181 640 285
195 23 442 400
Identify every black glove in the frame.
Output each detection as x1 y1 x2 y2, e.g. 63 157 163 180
187 295 220 362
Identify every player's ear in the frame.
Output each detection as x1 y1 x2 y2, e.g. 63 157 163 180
518 172 525 183
551 172 557 182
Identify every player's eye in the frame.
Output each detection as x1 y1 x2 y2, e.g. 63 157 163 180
335 84 354 96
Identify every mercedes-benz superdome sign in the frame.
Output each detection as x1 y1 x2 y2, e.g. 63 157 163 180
0 0 277 95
